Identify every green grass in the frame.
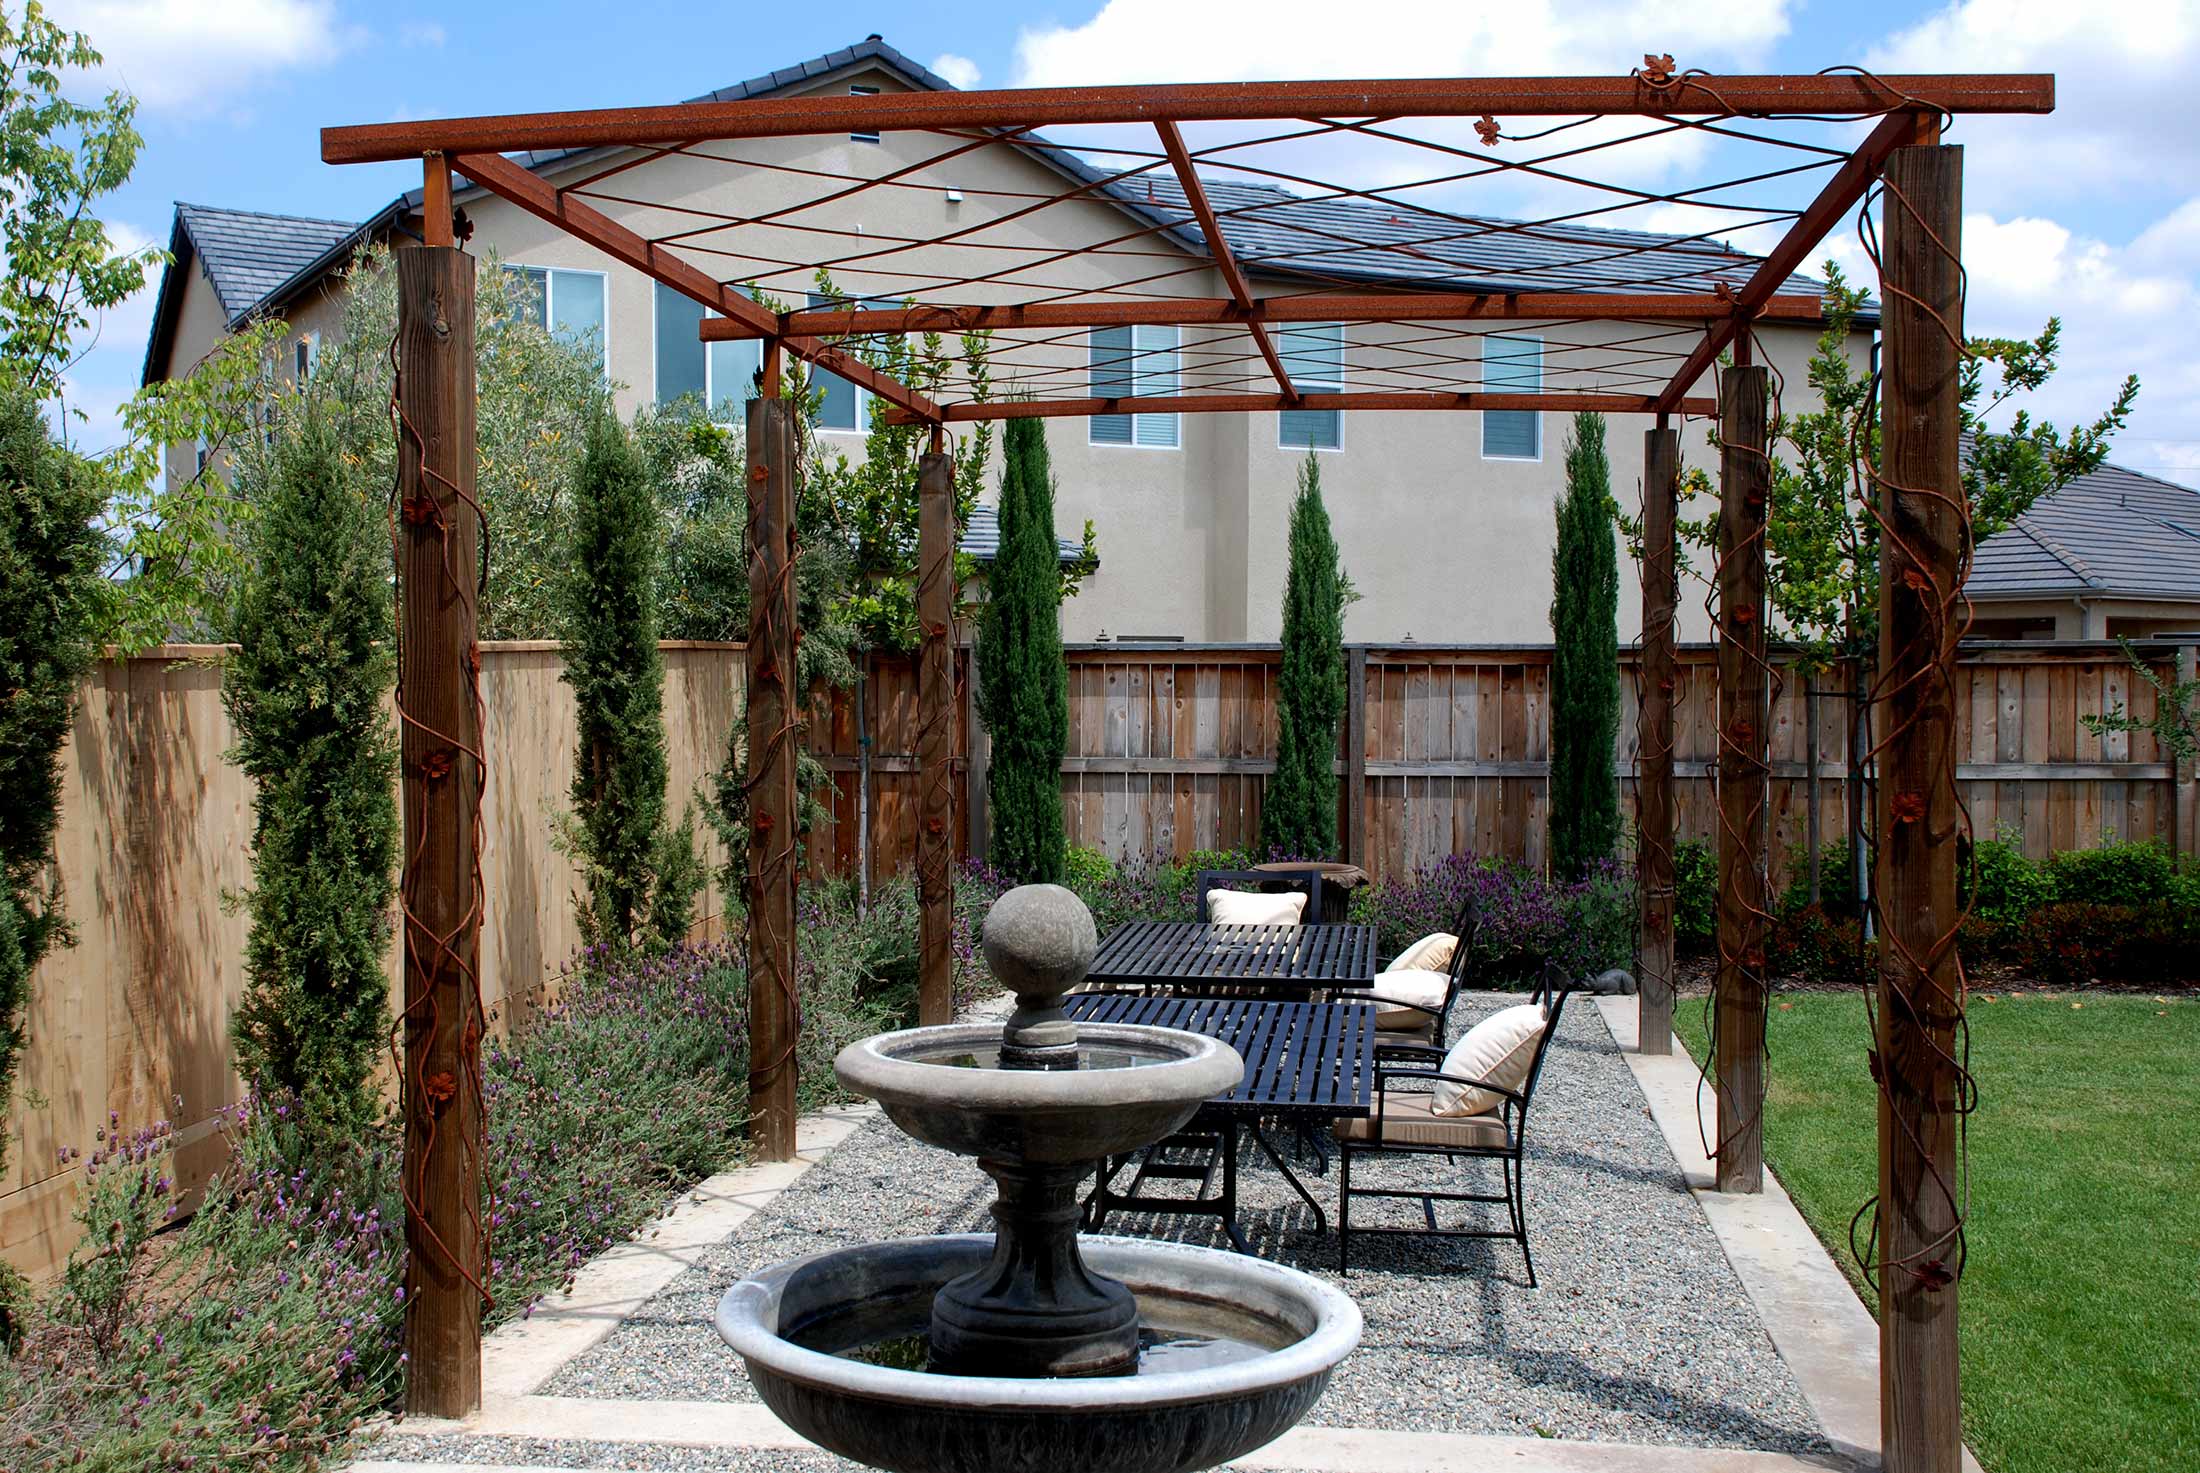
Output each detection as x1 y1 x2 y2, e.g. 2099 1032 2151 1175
1676 990 2200 1473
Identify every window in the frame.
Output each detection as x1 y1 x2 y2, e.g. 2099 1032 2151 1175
849 84 880 143
808 291 867 431
1277 323 1343 450
1481 334 1542 459
504 264 609 377
653 282 761 419
193 437 211 474
294 330 320 384
1089 325 1180 448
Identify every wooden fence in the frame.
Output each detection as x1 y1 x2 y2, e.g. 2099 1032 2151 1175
10 635 2191 1278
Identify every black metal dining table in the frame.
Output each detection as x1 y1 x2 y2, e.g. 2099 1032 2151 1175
1066 993 1377 1253
1084 921 1379 998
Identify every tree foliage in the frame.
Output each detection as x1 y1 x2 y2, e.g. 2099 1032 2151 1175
1638 263 2139 669
0 388 102 1174
560 411 687 945
1262 452 1348 860
221 407 398 1131
975 414 1070 885
1549 412 1621 879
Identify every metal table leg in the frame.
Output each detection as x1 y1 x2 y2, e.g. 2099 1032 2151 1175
1249 1119 1329 1235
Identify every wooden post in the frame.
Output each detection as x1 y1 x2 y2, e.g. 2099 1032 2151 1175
1637 424 1680 1055
1807 678 1823 905
745 388 799 1162
916 435 956 1026
396 245 483 1418
1715 364 1771 1194
1345 646 1368 869
1875 139 1966 1473
965 644 991 863
2174 643 2198 869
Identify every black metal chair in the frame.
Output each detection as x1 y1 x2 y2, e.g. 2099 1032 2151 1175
1334 961 1572 1286
1194 868 1326 926
1369 894 1482 1047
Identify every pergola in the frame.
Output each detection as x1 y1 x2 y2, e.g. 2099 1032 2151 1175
323 65 2051 1472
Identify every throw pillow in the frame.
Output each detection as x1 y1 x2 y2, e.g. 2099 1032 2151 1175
1206 888 1308 926
1429 1002 1548 1117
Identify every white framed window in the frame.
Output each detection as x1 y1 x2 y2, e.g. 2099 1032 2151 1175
653 282 762 420
1089 325 1180 448
808 291 869 432
849 84 881 143
294 330 320 384
1277 322 1343 451
193 437 211 474
1481 334 1542 460
504 264 609 378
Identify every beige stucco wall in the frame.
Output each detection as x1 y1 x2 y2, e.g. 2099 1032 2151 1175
153 59 1863 647
1973 596 2200 640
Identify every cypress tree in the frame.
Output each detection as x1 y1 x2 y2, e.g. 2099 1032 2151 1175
223 408 399 1127
976 416 1068 884
562 410 669 942
0 391 104 1171
1549 411 1621 879
1262 452 1347 860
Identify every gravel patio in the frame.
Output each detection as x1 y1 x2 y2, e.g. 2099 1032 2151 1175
369 992 1833 1469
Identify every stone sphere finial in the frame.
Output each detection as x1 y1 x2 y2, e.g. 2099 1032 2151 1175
982 884 1096 1068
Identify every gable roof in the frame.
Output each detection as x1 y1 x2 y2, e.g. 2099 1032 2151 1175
960 503 1087 565
150 34 1858 386
1971 447 2200 603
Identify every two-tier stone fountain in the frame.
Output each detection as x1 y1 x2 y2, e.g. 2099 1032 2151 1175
716 883 1360 1473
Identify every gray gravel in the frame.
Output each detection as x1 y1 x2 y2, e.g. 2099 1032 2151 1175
372 994 1830 1465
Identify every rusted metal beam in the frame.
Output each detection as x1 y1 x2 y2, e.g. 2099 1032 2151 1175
882 389 1716 424
1875 141 1966 1473
702 291 1834 340
1154 120 1296 398
1654 109 1931 414
450 150 942 425
324 74 2055 164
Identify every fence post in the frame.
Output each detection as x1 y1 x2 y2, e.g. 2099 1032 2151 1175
966 639 990 863
395 241 483 1418
2175 643 2198 868
916 440 956 1025
1876 136 1967 1473
1715 363 1771 1195
1346 646 1368 869
1637 424 1680 1055
745 382 800 1163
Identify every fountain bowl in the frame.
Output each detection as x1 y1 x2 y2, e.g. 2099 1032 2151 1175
716 1232 1362 1473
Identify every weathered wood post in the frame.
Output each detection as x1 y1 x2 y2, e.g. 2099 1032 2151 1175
1346 646 1369 869
1637 421 1680 1055
1876 137 1967 1473
916 429 956 1026
395 230 484 1417
1716 363 1771 1194
746 353 800 1162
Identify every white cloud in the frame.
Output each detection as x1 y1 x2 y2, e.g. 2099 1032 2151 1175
930 52 981 90
50 0 358 113
1955 200 2200 488
1866 0 2200 213
400 20 446 49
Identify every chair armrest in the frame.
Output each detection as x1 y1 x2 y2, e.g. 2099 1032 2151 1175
1374 1064 1527 1107
1373 1040 1445 1063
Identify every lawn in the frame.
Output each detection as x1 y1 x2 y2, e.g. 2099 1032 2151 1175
1677 989 2199 1473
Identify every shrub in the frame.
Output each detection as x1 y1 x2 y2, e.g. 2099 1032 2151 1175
1674 838 1717 953
1548 411 1621 879
223 408 399 1133
1062 845 1117 895
2019 901 2198 988
1768 904 1877 988
1778 837 1863 921
1262 453 1347 860
976 414 1070 885
0 390 105 1192
1352 853 1634 984
2043 839 2176 908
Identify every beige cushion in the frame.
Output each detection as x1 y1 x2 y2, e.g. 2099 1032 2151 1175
1334 1091 1509 1148
1391 932 1458 972
1430 1002 1548 1117
1206 888 1307 927
1368 968 1450 1031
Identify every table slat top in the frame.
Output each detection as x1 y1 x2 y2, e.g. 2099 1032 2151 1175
1063 994 1376 1117
1087 922 1377 989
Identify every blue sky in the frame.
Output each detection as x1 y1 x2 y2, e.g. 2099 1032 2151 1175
53 0 2200 487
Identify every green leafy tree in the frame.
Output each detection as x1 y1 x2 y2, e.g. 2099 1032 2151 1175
0 389 102 1178
975 414 1070 884
221 408 398 1131
1550 412 1621 879
1262 452 1348 860
561 411 673 944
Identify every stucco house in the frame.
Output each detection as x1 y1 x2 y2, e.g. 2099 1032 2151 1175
1967 452 2200 638
143 35 1868 646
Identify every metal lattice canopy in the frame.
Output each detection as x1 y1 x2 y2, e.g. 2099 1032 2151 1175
324 69 2051 427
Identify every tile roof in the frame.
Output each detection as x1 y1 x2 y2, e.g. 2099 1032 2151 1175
1970 445 2200 602
961 503 1088 565
175 203 363 320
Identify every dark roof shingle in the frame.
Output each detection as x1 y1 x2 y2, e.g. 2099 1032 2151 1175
176 203 362 319
1971 450 2200 601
